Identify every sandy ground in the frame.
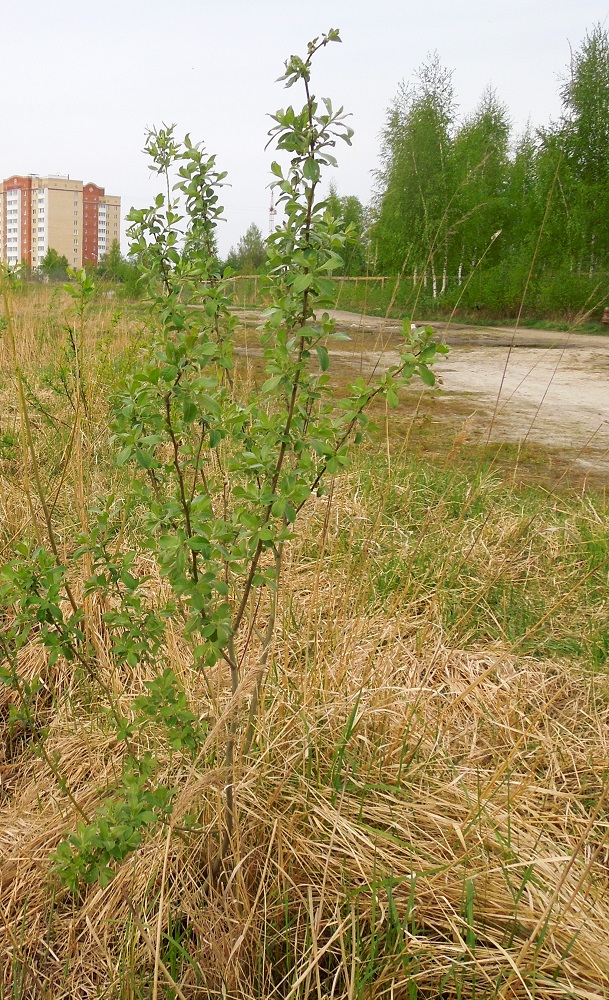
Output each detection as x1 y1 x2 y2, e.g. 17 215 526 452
326 310 609 480
233 308 609 480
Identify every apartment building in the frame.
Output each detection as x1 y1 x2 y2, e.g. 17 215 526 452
0 174 120 270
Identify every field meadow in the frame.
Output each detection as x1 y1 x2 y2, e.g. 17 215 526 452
0 280 608 999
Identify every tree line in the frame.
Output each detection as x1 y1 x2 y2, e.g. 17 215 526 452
367 23 609 315
227 23 609 318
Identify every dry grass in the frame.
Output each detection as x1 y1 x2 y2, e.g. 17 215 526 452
0 503 608 998
0 283 146 554
0 283 142 369
1 285 609 998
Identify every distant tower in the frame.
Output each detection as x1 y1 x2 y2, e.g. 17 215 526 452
268 191 277 234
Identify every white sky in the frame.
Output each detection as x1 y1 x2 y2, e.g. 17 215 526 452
2 0 608 257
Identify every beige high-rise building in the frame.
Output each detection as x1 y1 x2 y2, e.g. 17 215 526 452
0 174 120 270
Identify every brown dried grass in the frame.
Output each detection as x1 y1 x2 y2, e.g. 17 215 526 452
1 286 608 998
1 551 608 998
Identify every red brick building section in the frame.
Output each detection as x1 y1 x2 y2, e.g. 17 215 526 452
83 183 103 264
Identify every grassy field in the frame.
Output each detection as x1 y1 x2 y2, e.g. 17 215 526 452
1 283 609 999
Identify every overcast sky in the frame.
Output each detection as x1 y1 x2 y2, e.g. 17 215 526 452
2 0 608 256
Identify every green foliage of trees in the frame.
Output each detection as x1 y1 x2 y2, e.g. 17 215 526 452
97 239 126 281
449 88 510 277
39 248 69 281
97 239 142 296
373 54 456 284
557 24 609 270
326 183 368 274
371 24 609 316
224 222 267 273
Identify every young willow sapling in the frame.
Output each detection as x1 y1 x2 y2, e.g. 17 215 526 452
37 30 447 888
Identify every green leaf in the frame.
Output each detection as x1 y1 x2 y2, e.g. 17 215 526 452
316 345 330 372
386 387 399 408
315 277 335 298
135 449 155 469
199 394 221 417
417 365 436 387
303 157 320 182
182 399 198 423
292 273 313 294
261 375 283 393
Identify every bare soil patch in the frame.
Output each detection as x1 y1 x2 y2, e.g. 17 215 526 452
234 309 609 482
